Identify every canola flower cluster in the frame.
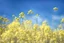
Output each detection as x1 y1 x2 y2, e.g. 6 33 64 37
0 10 64 43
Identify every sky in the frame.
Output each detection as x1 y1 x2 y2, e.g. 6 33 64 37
0 0 64 29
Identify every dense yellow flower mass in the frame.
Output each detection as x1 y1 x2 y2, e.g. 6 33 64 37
0 11 64 43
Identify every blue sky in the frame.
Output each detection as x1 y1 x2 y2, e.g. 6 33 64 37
0 0 64 28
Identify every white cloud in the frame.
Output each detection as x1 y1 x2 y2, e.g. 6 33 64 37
28 15 44 24
32 16 42 23
51 15 64 29
52 15 64 21
37 16 43 23
52 15 61 20
61 15 64 18
29 15 49 25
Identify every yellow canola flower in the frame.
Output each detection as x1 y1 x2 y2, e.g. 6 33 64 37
53 7 58 11
24 20 32 24
0 16 3 20
40 23 51 32
45 33 49 36
40 20 48 30
8 20 20 29
33 24 39 30
28 37 31 41
27 10 34 14
14 17 20 21
23 20 32 29
42 20 47 24
1 11 64 43
15 32 18 36
61 18 64 23
50 38 57 43
11 40 14 43
19 12 25 18
58 24 62 29
59 30 64 36
44 26 50 31
40 24 45 30
3 18 9 22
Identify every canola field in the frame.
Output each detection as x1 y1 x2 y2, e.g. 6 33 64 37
0 10 64 43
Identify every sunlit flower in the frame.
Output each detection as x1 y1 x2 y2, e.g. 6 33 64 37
58 24 62 29
0 16 3 20
53 7 58 11
19 12 25 18
61 18 64 23
27 10 34 14
1 10 64 43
